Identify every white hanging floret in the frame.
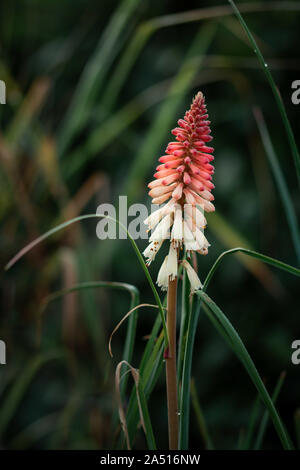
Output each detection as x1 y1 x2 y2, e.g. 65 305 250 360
181 260 202 293
149 213 174 243
156 256 169 291
143 240 163 265
171 205 183 247
166 243 178 281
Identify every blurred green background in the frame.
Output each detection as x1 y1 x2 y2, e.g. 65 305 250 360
0 0 299 450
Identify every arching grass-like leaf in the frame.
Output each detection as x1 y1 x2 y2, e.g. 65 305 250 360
197 290 293 450
229 0 300 187
58 0 140 156
115 360 157 450
0 351 64 437
253 107 300 264
40 280 140 399
5 214 168 347
179 246 299 449
204 247 300 290
254 372 286 449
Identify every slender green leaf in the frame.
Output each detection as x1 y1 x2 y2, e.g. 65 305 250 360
204 247 300 291
177 267 190 389
177 253 190 387
10 412 59 449
63 78 171 179
197 290 293 450
121 291 140 398
102 1 300 111
179 298 201 449
116 360 157 450
63 4 300 179
43 281 139 306
101 22 154 113
58 0 140 156
139 314 162 374
253 107 300 264
254 371 286 449
5 214 168 347
179 246 299 449
0 351 64 437
118 325 164 448
137 378 157 450
190 378 214 449
229 0 300 186
207 212 285 295
240 395 260 449
41 280 139 398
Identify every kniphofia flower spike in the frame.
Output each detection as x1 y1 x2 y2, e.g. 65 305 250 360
143 91 215 292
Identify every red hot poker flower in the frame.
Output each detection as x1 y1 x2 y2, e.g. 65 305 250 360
143 91 216 292
148 91 215 211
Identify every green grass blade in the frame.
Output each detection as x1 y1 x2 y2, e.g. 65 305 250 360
101 22 154 113
63 4 300 179
254 371 286 449
0 351 64 437
203 247 300 291
197 290 294 450
179 246 299 449
5 214 168 348
118 329 164 449
137 378 157 450
58 0 139 156
177 264 191 389
48 390 82 449
121 290 140 398
63 78 171 179
207 212 287 294
5 213 168 448
139 314 162 374
142 331 164 396
118 317 164 448
6 78 50 152
149 2 300 30
240 395 260 449
130 346 164 448
179 297 201 449
190 378 214 449
10 412 59 449
229 0 300 187
102 2 300 112
42 281 139 305
41 280 139 398
253 107 300 264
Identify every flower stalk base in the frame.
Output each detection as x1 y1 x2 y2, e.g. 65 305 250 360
165 276 179 450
